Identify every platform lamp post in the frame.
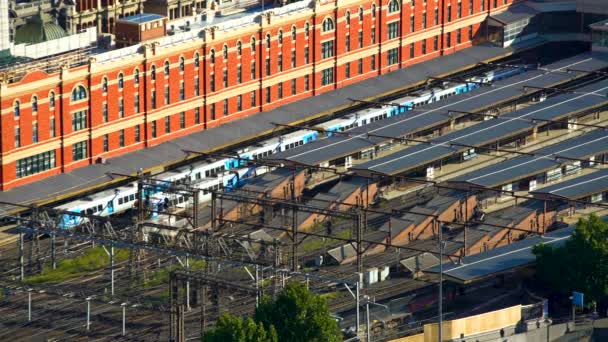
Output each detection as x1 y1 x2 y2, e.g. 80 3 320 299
362 295 388 342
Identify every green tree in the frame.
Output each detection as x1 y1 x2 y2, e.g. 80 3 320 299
255 282 341 342
533 214 608 304
203 314 278 342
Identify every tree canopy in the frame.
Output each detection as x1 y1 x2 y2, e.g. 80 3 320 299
255 282 341 342
533 214 608 305
203 282 341 342
203 314 278 342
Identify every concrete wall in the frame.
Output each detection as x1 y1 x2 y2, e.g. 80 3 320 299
424 305 522 341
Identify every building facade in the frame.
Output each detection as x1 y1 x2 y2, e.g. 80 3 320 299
0 0 520 190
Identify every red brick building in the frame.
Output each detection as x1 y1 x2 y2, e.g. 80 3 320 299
0 0 519 190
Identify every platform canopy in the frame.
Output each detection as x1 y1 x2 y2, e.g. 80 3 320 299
425 227 574 284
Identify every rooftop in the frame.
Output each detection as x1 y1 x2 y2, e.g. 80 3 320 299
118 13 166 24
489 3 539 26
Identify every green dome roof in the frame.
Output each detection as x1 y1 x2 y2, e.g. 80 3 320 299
14 10 66 44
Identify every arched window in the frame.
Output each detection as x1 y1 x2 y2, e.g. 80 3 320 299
134 68 140 85
49 91 55 108
31 96 38 113
346 11 351 25
322 18 334 32
291 26 297 41
372 4 376 18
71 85 87 101
237 41 242 56
359 7 364 21
210 49 216 64
222 45 228 60
194 52 200 68
266 33 271 48
305 22 310 38
179 56 185 72
164 60 170 76
117 73 124 89
151 65 156 80
388 0 400 13
278 30 283 45
102 77 108 93
14 100 20 117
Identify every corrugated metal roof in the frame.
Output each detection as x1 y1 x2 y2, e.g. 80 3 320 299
530 168 608 200
271 53 608 167
489 4 539 26
449 130 608 188
355 79 608 176
426 227 574 283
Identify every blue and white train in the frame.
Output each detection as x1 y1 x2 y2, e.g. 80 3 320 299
316 67 526 135
54 67 525 228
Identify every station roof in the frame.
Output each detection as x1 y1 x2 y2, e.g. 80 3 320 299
530 168 608 201
270 52 608 167
426 227 574 284
119 13 165 24
453 202 541 247
352 79 608 176
489 4 539 26
448 129 608 188
242 168 295 192
380 193 462 232
400 252 440 273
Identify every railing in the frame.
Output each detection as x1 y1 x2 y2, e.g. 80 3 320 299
0 46 96 84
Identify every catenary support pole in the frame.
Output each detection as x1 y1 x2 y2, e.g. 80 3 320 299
366 301 371 342
439 218 443 342
356 279 360 336
122 303 127 336
51 233 56 270
110 245 115 296
186 255 190 311
19 231 24 281
255 265 260 307
86 297 91 331
27 288 32 322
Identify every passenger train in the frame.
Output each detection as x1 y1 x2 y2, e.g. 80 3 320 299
54 67 525 228
316 67 525 135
